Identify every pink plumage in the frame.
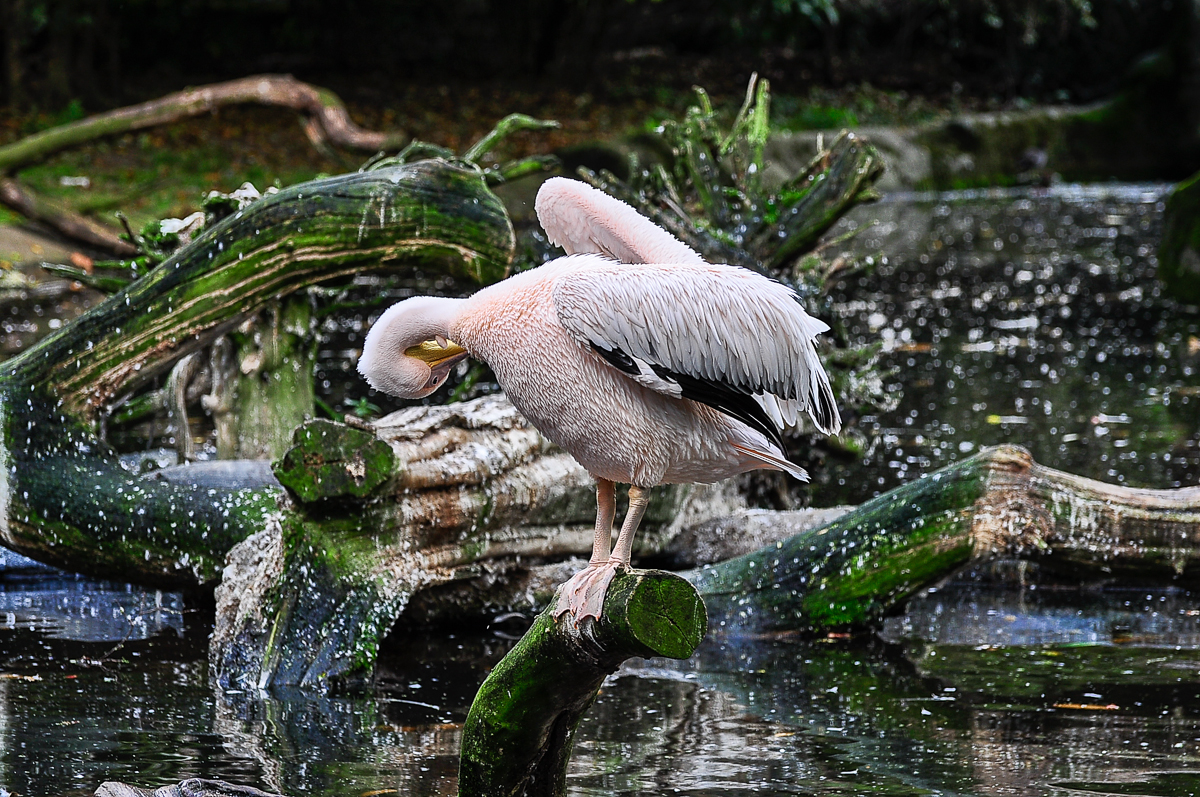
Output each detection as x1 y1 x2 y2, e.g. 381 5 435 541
360 178 840 622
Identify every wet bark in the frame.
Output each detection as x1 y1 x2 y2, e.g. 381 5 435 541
211 395 729 689
211 400 1200 692
0 158 513 587
96 779 285 797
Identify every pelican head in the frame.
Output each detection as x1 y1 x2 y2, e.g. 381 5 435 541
359 296 469 399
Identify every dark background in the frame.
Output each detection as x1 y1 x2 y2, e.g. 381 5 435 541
0 0 1185 112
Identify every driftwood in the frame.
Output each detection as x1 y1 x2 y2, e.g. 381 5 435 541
210 395 737 689
0 74 408 254
0 74 406 174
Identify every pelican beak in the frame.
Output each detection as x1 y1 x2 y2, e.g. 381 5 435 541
405 338 469 369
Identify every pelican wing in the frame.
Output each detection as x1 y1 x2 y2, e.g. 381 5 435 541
552 260 842 448
535 177 707 265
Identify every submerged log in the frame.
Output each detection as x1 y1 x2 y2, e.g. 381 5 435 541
0 158 514 586
459 569 705 797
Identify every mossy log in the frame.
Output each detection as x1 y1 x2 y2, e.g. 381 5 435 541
691 444 1200 635
0 158 513 586
458 569 706 797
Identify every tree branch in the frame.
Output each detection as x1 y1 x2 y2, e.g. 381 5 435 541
0 74 407 175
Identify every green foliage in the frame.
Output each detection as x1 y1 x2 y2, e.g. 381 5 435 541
369 113 561 188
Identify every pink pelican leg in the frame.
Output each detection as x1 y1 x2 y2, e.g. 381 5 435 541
554 479 616 620
555 483 650 622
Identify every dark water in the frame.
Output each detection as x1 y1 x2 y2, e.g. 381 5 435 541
5 183 1200 796
820 183 1199 504
1 578 1198 797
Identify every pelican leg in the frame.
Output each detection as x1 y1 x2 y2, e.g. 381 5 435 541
589 479 616 565
554 479 617 622
609 485 649 567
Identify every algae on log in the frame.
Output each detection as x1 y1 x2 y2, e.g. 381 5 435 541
0 159 514 586
212 395 730 689
1159 170 1200 303
458 569 706 797
691 445 1200 635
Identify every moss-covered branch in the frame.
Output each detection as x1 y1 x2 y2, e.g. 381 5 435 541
458 569 705 797
6 158 512 422
690 445 1200 635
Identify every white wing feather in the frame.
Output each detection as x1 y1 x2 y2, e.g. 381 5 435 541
552 257 841 435
535 177 707 266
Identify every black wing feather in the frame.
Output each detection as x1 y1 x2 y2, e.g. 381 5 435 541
590 341 788 453
651 365 787 453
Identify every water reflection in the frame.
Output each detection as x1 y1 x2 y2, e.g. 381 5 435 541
2 577 1198 797
823 183 1198 504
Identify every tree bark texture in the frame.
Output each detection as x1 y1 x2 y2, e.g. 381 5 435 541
0 158 514 587
211 395 731 690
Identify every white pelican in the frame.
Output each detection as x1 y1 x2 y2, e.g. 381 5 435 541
359 177 841 622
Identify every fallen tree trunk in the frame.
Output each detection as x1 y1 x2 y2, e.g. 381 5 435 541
689 444 1200 635
211 396 733 689
0 176 139 255
210 411 1200 691
0 158 514 586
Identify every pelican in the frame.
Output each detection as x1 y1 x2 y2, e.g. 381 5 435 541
359 177 841 622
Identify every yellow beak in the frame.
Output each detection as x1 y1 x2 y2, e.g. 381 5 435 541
405 338 468 368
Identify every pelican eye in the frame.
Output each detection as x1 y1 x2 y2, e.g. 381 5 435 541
405 338 467 366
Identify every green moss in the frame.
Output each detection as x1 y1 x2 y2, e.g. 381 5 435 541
274 419 395 502
692 452 992 633
459 569 704 797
